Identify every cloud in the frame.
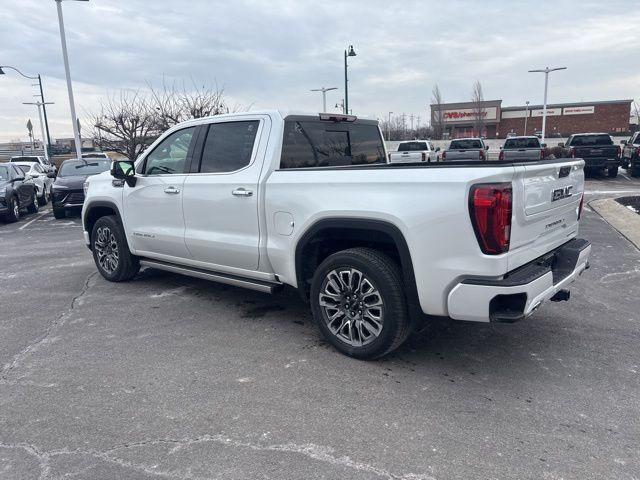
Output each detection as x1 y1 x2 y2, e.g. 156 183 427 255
0 0 638 141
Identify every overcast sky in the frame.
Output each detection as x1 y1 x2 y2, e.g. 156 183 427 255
1 0 638 142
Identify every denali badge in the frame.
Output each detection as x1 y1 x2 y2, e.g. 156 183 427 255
552 185 573 202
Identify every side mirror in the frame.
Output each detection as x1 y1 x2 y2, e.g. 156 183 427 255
541 143 547 148
47 171 56 178
111 160 136 187
485 145 489 150
558 143 564 147
620 140 627 145
435 147 440 152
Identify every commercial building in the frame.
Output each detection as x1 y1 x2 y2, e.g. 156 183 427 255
431 99 633 139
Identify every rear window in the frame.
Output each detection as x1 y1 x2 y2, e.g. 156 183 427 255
398 142 428 151
569 135 613 147
503 138 540 149
10 156 38 163
280 119 385 169
449 139 483 149
59 160 111 177
16 165 31 174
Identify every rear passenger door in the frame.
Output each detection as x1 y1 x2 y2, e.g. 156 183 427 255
182 115 269 271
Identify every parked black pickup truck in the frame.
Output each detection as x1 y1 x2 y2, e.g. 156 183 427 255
562 133 620 177
620 131 640 177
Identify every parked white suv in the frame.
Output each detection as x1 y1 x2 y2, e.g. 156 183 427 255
82 111 591 359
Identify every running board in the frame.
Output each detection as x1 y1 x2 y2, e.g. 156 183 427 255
139 259 282 294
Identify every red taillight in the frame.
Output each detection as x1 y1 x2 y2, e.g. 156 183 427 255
616 145 621 157
541 148 546 159
442 151 447 160
636 146 640 156
421 152 426 162
498 150 504 161
469 183 512 255
570 147 576 158
479 149 486 161
578 193 584 220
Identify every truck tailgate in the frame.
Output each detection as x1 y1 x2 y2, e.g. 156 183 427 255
508 159 585 271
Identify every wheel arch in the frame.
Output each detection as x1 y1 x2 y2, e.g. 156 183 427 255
84 200 123 243
294 218 420 314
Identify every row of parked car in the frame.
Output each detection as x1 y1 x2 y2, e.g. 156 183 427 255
389 131 640 179
0 152 112 223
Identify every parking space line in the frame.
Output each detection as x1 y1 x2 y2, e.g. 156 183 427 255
18 209 51 231
620 172 632 182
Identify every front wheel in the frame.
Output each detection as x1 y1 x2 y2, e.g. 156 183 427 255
38 187 49 206
310 247 410 359
607 166 618 178
91 215 140 282
53 208 66 219
4 196 20 223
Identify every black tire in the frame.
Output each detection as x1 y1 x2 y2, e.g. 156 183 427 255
310 247 410 359
91 215 140 282
37 187 49 206
607 166 618 178
53 208 66 219
27 193 39 214
630 164 640 178
4 196 20 223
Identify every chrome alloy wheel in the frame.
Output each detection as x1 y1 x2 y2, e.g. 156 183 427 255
318 268 384 347
94 226 119 274
12 200 19 219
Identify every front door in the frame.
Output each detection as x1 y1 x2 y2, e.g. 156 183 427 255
182 117 267 271
123 126 197 260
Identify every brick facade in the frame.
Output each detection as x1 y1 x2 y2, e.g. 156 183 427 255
499 102 631 138
432 100 632 139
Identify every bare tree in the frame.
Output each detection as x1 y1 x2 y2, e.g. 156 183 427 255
92 90 158 161
471 80 485 137
148 78 231 131
431 84 445 140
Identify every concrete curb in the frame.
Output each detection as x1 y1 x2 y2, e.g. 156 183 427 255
589 197 640 250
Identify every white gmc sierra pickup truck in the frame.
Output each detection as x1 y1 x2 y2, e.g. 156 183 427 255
82 111 591 359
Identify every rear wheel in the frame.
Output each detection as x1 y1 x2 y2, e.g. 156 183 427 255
91 215 140 282
310 247 410 359
27 193 39 213
38 187 49 206
630 164 640 177
53 208 66 219
607 166 618 178
4 196 20 223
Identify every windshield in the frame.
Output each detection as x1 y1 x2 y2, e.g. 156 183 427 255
82 153 108 158
503 138 540 149
398 142 428 151
16 165 31 174
0 165 9 180
569 135 613 147
59 160 111 177
449 139 483 149
10 156 38 163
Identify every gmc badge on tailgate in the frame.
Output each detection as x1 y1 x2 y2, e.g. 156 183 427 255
552 185 573 202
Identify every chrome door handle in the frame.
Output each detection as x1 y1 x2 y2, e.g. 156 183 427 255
232 188 253 197
164 186 180 194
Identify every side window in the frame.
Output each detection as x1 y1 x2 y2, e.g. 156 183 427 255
143 127 195 175
34 164 43 173
198 121 259 173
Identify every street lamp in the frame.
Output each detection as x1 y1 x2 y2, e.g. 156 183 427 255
310 86 338 113
528 66 567 143
0 65 53 152
523 100 530 136
343 45 356 114
55 0 89 160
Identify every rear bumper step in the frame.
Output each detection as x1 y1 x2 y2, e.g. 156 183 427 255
139 259 282 294
447 238 591 322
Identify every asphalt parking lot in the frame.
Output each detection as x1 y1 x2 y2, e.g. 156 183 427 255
1 174 639 479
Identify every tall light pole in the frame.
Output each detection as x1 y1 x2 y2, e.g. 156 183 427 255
55 0 89 160
523 100 530 136
387 111 393 141
0 66 53 152
528 66 567 143
310 87 338 113
343 45 356 114
23 101 55 160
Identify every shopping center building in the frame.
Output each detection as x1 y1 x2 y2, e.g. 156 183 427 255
430 99 633 139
